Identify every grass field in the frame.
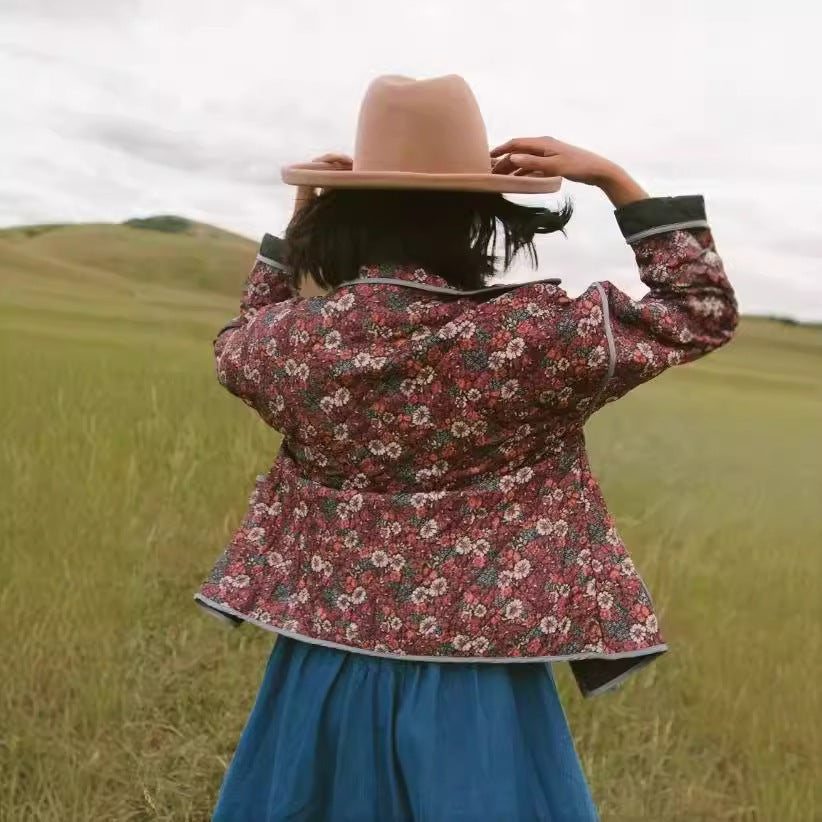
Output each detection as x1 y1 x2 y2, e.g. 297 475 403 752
1 221 820 821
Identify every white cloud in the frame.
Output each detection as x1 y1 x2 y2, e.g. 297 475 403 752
1 0 820 319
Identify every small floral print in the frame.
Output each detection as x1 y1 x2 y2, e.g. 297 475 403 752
454 537 473 555
630 624 648 643
202 225 737 677
513 559 532 579
515 467 534 485
470 637 491 653
597 591 614 611
420 519 439 539
411 587 429 604
419 616 438 635
499 476 516 492
429 577 448 596
412 406 431 425
451 421 471 438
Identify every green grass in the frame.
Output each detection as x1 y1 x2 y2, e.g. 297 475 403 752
1 223 820 820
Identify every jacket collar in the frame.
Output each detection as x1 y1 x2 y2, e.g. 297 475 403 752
356 264 453 289
353 264 562 292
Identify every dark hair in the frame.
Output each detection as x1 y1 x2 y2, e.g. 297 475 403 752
284 188 572 292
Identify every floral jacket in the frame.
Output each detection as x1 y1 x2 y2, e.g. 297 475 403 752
195 195 738 696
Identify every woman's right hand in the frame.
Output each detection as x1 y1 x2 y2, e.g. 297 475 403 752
293 153 354 217
490 137 648 207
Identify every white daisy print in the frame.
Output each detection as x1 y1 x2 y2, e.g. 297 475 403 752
410 587 429 604
506 338 525 359
451 421 471 438
513 559 532 579
420 519 439 539
419 616 438 635
429 577 448 596
412 406 431 426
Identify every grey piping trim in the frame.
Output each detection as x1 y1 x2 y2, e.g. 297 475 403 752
193 593 668 665
582 653 661 698
591 282 616 406
256 253 287 271
215 318 244 338
198 602 242 627
623 219 709 245
335 277 561 297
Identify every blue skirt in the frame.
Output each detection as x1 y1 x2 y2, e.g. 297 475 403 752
213 636 599 822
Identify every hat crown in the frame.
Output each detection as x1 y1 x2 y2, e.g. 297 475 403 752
353 74 492 176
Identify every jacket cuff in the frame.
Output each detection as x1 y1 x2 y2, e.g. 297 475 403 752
258 233 287 270
615 195 708 244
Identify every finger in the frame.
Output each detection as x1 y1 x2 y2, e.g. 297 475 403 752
511 168 546 177
509 153 562 176
295 186 318 209
490 137 548 158
493 154 551 176
312 153 353 168
492 154 517 175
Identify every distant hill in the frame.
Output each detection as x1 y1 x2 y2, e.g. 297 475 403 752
0 216 258 297
1 216 820 330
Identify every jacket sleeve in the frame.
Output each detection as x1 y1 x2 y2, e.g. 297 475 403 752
214 233 301 411
584 195 738 411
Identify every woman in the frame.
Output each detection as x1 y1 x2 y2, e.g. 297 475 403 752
195 75 738 821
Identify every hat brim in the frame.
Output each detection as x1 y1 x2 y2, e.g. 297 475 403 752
282 163 562 194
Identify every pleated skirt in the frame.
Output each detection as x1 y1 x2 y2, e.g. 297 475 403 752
212 636 599 822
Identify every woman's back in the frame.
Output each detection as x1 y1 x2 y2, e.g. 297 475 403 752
199 195 735 694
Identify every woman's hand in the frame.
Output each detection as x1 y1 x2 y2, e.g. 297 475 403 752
490 137 647 207
293 153 353 217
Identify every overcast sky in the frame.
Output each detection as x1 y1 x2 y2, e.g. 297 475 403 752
1 0 820 319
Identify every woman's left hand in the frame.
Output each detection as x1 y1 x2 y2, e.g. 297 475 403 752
293 153 353 216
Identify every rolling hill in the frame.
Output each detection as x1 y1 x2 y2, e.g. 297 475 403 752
0 215 257 296
1 214 820 363
0 216 261 344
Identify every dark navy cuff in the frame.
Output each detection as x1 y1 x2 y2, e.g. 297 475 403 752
615 195 708 244
259 233 287 266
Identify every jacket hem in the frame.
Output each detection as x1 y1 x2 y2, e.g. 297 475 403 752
193 593 669 666
580 653 660 697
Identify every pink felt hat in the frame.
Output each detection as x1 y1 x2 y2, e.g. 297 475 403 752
281 74 562 194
